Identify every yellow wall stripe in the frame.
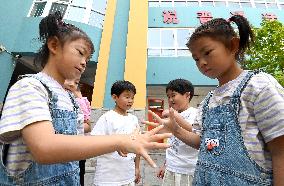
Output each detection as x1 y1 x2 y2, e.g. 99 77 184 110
124 0 148 109
91 0 117 108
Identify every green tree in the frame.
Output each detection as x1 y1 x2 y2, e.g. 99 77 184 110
244 19 284 86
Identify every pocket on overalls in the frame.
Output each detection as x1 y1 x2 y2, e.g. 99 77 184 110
203 122 226 156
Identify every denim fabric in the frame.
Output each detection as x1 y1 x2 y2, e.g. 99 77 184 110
193 71 273 186
0 75 80 185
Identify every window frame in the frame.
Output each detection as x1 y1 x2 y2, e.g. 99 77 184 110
28 0 107 28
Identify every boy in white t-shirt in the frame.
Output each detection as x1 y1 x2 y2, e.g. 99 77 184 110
157 79 198 186
91 80 141 186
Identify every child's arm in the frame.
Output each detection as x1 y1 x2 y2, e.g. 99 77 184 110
21 121 171 167
267 135 284 185
134 155 141 184
147 108 200 149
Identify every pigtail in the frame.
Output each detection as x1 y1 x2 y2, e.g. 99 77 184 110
228 15 254 59
39 11 62 43
34 12 64 68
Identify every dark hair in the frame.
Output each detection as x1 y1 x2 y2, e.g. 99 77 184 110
166 79 194 102
34 11 94 68
111 80 136 96
186 15 254 61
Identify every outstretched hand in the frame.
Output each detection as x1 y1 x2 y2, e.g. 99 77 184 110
143 108 180 134
121 125 172 168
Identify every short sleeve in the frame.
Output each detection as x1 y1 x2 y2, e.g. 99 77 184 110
0 77 52 142
91 114 108 135
254 76 284 143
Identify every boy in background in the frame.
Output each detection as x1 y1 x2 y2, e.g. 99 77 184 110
157 79 198 186
91 80 141 186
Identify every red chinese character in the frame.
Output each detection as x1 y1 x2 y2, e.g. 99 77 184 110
197 11 213 24
262 13 277 21
230 11 245 17
163 10 179 24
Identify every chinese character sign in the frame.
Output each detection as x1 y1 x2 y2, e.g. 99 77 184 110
262 13 277 21
197 11 213 24
163 10 179 24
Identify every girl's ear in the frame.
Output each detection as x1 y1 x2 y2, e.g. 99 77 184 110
230 37 240 54
47 37 60 55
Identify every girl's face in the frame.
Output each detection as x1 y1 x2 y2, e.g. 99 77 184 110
190 36 240 85
166 90 190 113
64 79 79 93
112 90 135 115
52 38 92 84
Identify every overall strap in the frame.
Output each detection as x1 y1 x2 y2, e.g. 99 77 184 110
201 91 214 123
66 91 80 113
230 70 260 113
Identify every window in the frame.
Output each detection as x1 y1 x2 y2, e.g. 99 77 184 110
174 1 187 7
148 28 193 57
29 0 107 29
254 2 267 8
240 2 252 7
49 2 68 16
30 1 47 17
201 1 214 6
266 2 278 8
160 0 174 7
214 1 227 7
227 1 241 8
177 29 191 56
187 1 200 6
89 11 104 28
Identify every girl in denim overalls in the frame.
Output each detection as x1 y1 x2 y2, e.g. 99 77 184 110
149 15 284 185
0 12 171 185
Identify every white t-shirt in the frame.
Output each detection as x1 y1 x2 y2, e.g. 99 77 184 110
193 70 284 171
166 107 198 175
91 110 139 185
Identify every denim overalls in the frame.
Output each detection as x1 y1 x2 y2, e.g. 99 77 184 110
193 71 273 186
0 75 80 185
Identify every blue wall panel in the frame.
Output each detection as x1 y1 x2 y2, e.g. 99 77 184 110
147 57 217 85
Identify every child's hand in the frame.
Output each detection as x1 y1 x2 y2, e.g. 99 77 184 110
162 109 170 118
121 125 172 168
147 108 180 134
135 168 141 184
157 164 166 179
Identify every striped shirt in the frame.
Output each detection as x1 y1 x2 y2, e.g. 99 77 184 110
0 72 75 175
193 70 284 171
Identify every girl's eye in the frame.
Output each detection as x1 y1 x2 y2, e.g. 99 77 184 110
77 49 84 55
205 50 212 56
